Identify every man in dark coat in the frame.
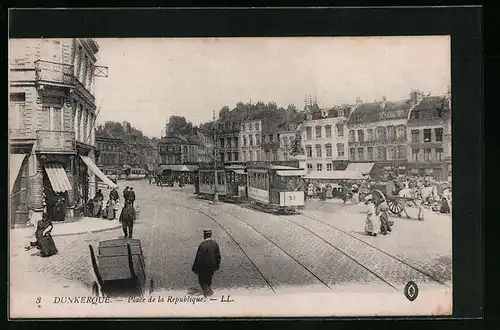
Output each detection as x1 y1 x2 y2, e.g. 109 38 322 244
128 187 136 207
110 188 119 202
192 229 221 297
119 201 136 238
123 186 129 203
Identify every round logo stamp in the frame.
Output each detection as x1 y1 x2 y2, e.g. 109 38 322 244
404 281 419 301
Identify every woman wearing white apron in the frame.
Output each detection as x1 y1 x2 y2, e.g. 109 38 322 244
364 195 380 236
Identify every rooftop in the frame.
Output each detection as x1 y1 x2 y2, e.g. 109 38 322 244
348 99 413 124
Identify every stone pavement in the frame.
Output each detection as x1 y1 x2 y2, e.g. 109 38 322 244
11 217 121 241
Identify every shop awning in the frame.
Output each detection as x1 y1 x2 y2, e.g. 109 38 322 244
10 154 26 193
44 163 72 193
233 169 246 175
80 155 118 189
276 170 307 176
345 162 375 175
304 170 365 180
161 164 199 172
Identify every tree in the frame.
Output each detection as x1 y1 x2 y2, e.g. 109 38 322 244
290 132 305 156
166 116 195 136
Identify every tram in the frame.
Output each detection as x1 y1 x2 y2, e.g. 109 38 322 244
197 163 228 197
246 161 306 214
224 163 247 201
118 167 147 180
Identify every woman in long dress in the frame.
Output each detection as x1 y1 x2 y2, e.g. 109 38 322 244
377 199 392 235
106 198 116 220
364 195 379 236
35 214 58 257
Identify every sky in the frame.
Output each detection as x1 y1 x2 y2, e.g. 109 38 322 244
93 36 450 138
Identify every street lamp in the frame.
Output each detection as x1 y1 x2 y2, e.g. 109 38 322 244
212 110 219 204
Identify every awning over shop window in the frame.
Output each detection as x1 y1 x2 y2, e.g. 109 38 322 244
276 170 307 176
233 169 246 175
80 155 118 189
44 163 72 193
345 162 375 175
10 154 26 193
304 170 365 180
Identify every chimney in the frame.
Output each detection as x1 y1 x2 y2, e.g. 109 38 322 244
356 97 362 105
381 96 387 109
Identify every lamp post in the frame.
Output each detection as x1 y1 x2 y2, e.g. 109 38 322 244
212 110 219 203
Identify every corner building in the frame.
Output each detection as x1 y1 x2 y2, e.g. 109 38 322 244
9 38 112 227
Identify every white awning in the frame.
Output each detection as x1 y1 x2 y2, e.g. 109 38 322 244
10 154 26 193
44 163 72 193
233 169 246 175
80 155 118 189
276 170 307 176
304 170 365 180
345 162 375 175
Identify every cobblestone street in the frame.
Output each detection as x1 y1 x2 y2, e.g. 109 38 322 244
10 179 452 299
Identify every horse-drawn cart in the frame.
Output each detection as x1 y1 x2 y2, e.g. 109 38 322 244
371 182 418 217
89 239 153 297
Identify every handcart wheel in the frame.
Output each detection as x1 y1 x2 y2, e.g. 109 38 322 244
149 278 154 295
91 281 100 297
388 200 403 215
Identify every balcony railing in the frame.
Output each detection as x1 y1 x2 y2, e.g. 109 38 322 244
35 60 75 87
36 130 76 153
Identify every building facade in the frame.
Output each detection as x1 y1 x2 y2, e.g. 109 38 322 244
216 108 241 163
9 38 108 227
300 106 350 173
346 95 420 179
158 135 200 165
197 131 214 163
406 93 452 181
95 135 124 169
239 119 261 162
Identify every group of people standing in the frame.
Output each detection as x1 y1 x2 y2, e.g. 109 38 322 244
364 194 393 237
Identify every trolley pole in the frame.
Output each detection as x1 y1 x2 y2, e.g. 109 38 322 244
212 110 219 203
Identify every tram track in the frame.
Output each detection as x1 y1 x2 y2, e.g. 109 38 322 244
210 203 450 292
162 200 335 293
291 212 451 288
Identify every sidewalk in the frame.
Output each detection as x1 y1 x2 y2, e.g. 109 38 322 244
11 217 121 240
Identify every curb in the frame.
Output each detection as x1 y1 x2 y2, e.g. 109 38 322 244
52 224 122 237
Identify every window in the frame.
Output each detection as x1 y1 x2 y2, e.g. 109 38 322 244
376 126 387 141
316 164 323 171
272 151 278 161
284 152 289 160
412 148 419 162
9 93 26 130
387 147 397 160
315 145 322 158
306 145 312 157
377 146 387 160
325 125 332 138
435 128 443 142
249 151 253 161
367 147 374 160
349 148 356 161
289 136 294 146
315 126 322 139
249 135 253 146
307 163 313 172
348 130 355 142
357 147 364 161
357 130 365 142
255 134 260 146
424 148 432 161
436 148 443 161
411 130 420 143
387 126 396 141
337 143 345 157
326 163 332 171
227 153 232 162
255 123 259 131
423 129 432 142
220 138 225 148
243 136 247 147
325 144 332 157
336 124 344 137
367 129 374 141
397 125 406 141
398 145 407 159
249 123 253 131
306 127 312 140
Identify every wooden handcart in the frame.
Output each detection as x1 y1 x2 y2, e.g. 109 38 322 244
89 238 154 297
371 182 418 217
